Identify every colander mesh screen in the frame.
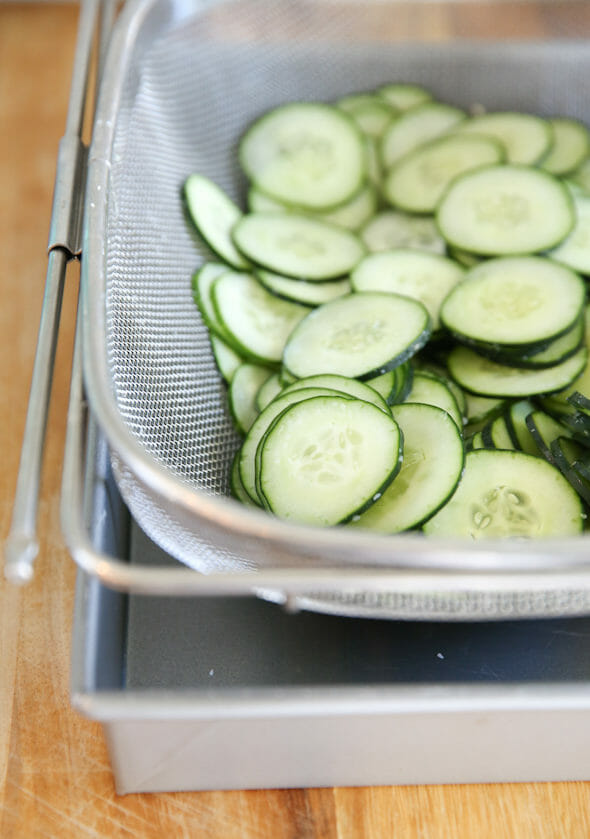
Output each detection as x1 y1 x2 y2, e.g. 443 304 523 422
96 0 590 615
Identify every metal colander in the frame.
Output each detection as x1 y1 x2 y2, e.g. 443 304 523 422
80 0 590 618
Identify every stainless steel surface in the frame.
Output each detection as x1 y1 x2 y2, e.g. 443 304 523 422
76 0 590 617
4 0 104 584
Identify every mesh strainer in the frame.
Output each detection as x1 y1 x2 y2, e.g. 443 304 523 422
80 0 590 619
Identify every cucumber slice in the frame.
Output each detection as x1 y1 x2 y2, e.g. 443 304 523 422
468 430 486 450
349 403 464 533
482 314 586 370
248 182 378 232
281 373 390 414
239 102 366 210
451 111 554 165
232 212 366 280
526 410 573 466
380 101 466 169
230 450 258 506
255 372 283 411
384 133 504 214
364 136 383 186
464 392 508 426
191 262 234 341
351 248 464 330
447 344 588 398
283 291 431 380
340 97 398 139
365 369 397 404
481 413 516 451
440 256 585 347
447 245 484 269
210 334 244 383
506 399 539 456
229 363 273 434
550 436 590 504
405 370 463 429
212 271 310 366
436 164 575 256
256 269 350 306
367 362 414 405
393 361 415 403
239 386 352 505
337 93 388 113
317 182 378 231
423 449 584 538
541 118 590 177
257 395 403 526
377 83 433 111
360 210 446 254
549 184 590 275
184 174 250 269
570 157 590 193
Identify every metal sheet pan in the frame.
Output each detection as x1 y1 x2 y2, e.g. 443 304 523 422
71 418 590 793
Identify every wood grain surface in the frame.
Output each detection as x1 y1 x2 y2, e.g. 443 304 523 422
2 3 590 837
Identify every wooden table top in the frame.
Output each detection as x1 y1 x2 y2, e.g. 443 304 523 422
3 2 590 836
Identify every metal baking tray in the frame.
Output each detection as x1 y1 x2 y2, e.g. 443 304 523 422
72 413 590 793
72 0 590 619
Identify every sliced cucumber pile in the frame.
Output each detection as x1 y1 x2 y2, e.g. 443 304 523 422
183 83 590 538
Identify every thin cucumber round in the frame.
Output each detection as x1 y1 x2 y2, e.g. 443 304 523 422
239 102 367 210
184 174 250 269
367 361 414 406
229 363 273 434
361 209 446 254
377 83 433 111
365 369 397 404
405 370 463 428
341 98 398 140
351 248 465 330
570 157 590 193
423 449 584 539
257 395 403 526
230 450 258 506
549 184 590 275
191 262 234 342
256 269 350 306
255 371 283 412
281 373 390 413
481 413 516 451
210 333 244 383
384 133 504 214
349 403 465 533
447 344 588 398
541 118 590 177
525 410 573 466
479 314 585 370
212 271 310 365
440 256 586 347
506 399 539 456
239 386 352 505
436 164 575 256
282 291 431 380
248 182 378 232
380 101 466 169
464 392 508 426
231 212 366 280
451 111 554 165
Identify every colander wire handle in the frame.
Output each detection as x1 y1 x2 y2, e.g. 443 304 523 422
4 0 116 585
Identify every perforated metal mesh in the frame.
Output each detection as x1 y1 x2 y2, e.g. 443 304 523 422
91 0 590 616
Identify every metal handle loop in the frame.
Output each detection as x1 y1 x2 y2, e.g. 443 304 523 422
4 0 113 584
